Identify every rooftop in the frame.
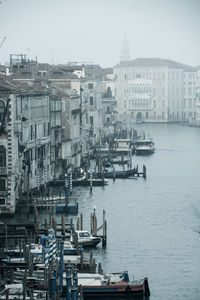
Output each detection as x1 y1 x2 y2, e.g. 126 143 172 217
115 58 196 71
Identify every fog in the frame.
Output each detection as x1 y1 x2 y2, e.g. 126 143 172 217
0 0 199 67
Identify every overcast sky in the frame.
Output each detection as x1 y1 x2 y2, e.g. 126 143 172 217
0 0 199 67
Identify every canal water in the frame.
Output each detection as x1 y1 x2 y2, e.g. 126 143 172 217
8 123 200 299
67 123 200 300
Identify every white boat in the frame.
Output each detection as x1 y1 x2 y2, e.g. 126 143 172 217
75 230 101 247
134 139 155 155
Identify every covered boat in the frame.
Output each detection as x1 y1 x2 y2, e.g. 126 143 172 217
134 139 155 155
79 272 150 298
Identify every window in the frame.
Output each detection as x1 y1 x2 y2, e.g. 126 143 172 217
43 123 46 137
106 106 110 113
89 96 93 105
30 125 33 140
90 116 93 126
162 112 165 120
35 124 37 139
61 101 65 111
136 73 141 78
0 178 6 191
146 112 148 119
79 232 90 238
88 83 93 89
154 112 156 120
0 198 5 205
0 100 5 123
106 117 110 123
0 146 6 167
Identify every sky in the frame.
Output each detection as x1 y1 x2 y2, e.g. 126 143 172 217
0 0 200 68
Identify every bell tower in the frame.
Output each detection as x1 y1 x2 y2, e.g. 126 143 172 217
120 33 130 63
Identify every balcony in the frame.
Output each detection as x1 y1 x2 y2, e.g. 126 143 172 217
0 167 7 175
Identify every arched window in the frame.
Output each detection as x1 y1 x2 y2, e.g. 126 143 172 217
0 100 5 123
0 146 6 167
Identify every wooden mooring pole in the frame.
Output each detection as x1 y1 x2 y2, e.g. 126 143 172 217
102 209 107 247
143 164 146 179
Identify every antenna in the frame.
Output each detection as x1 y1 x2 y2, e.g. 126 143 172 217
0 36 6 49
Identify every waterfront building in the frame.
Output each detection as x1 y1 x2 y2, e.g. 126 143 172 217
0 76 51 214
114 58 196 123
49 91 62 180
60 88 82 173
0 76 20 213
182 70 197 124
194 65 200 127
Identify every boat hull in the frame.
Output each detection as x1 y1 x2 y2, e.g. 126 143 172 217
82 284 148 298
72 179 108 186
135 149 155 155
104 169 137 178
81 277 150 298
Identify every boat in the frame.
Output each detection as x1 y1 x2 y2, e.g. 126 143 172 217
72 177 108 186
75 230 101 247
78 272 150 298
63 240 83 255
114 139 132 155
134 139 155 155
103 168 137 178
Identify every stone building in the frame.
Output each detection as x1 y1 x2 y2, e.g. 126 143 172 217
0 76 20 214
195 65 200 126
0 76 52 214
114 58 197 123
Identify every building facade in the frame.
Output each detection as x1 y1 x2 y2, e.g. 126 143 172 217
114 58 197 123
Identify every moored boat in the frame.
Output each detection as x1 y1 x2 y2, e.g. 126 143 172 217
104 168 137 178
134 139 155 155
75 230 101 247
79 272 150 298
72 178 108 186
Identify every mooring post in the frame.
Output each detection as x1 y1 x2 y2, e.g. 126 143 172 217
61 214 65 237
90 213 93 234
113 165 115 182
98 262 103 275
90 169 93 193
66 263 72 300
69 171 73 195
80 213 83 230
122 153 125 171
76 217 80 230
59 240 64 292
23 268 27 300
102 209 107 247
143 164 146 179
137 164 139 177
71 265 78 300
65 174 68 206
50 271 56 300
92 207 97 235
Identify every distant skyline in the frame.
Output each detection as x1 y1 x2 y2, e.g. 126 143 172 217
0 0 200 68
